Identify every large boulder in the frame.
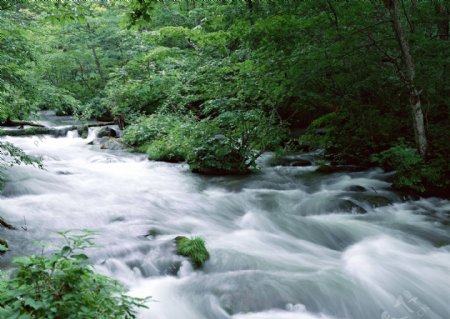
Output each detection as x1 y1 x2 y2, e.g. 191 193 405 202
97 127 118 138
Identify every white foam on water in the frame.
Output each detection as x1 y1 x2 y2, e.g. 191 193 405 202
1 132 450 319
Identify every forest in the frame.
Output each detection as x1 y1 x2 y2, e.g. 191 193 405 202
1 0 449 318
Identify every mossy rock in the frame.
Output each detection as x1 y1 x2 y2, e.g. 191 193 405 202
97 127 117 138
174 236 209 269
0 127 52 137
77 125 89 139
0 238 9 254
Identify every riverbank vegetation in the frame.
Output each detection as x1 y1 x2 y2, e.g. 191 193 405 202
0 231 148 318
1 1 448 192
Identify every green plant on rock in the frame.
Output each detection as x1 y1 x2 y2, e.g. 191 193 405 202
0 238 8 253
0 231 149 319
175 236 209 269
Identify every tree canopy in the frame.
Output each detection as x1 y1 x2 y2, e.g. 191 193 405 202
1 0 449 193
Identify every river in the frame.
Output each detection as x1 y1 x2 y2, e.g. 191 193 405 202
1 116 449 319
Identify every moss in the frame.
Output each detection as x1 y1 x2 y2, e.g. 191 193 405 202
0 127 52 136
77 125 89 139
175 236 209 269
0 238 9 253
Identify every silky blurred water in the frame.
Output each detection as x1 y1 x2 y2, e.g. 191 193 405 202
1 120 449 319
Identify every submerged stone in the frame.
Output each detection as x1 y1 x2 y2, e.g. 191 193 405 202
345 185 367 192
334 199 367 214
290 159 312 167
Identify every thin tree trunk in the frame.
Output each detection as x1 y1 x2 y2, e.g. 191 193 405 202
91 47 105 83
86 22 106 83
326 0 339 31
435 2 449 40
384 0 428 157
246 0 254 24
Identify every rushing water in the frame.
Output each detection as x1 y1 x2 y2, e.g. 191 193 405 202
1 117 449 319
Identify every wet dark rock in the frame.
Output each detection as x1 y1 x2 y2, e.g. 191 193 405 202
99 137 126 150
345 185 367 192
334 199 367 214
146 228 162 238
270 156 312 167
97 126 117 138
77 126 89 139
352 193 393 208
56 170 73 175
316 165 363 174
163 261 182 276
290 159 312 167
316 164 334 174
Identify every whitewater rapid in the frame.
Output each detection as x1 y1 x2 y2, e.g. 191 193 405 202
1 127 449 319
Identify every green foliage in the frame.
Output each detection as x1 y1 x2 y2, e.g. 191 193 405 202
175 236 209 269
1 0 448 194
0 238 8 253
0 231 148 319
372 144 450 195
372 144 425 192
123 114 194 162
123 114 190 147
124 111 286 174
145 137 186 163
0 12 37 122
158 26 191 48
187 110 287 175
0 141 42 168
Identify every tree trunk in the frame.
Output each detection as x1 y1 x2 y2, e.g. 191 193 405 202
435 2 449 40
86 22 106 83
91 46 105 83
384 0 428 157
246 0 254 24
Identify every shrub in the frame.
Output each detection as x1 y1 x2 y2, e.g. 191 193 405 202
123 114 186 146
186 110 287 175
372 144 450 195
372 144 424 192
175 236 209 269
124 111 287 175
0 231 148 319
146 139 186 162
